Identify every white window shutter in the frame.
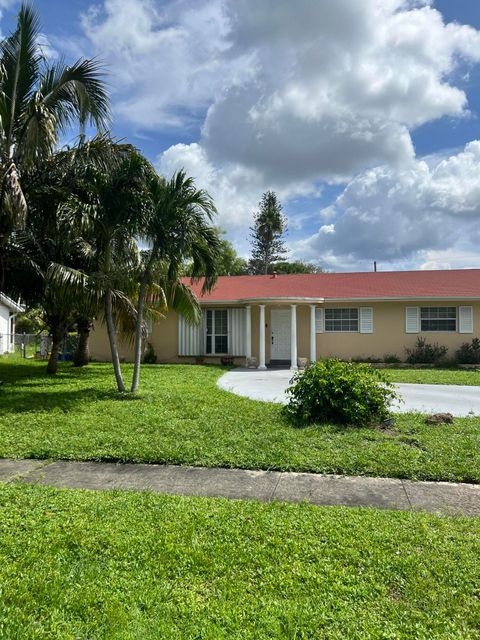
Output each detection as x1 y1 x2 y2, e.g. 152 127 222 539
178 313 203 356
459 306 473 334
359 307 373 333
315 307 324 333
405 307 420 333
228 308 246 356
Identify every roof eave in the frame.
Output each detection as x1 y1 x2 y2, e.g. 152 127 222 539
0 293 25 313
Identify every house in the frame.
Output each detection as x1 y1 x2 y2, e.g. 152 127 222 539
89 269 480 367
0 292 24 354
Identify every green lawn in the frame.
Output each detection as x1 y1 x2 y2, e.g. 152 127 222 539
383 368 480 386
0 483 478 640
1 359 479 482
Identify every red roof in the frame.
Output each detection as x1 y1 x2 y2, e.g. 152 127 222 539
183 269 480 302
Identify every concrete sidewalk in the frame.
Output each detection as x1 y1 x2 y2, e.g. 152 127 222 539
1 458 479 516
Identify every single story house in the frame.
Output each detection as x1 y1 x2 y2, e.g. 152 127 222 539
0 292 24 354
89 269 480 368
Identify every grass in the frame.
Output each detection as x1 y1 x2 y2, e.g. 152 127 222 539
0 483 479 639
383 367 480 386
1 359 480 482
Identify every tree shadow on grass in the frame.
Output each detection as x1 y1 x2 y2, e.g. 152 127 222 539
0 385 126 415
0 361 97 384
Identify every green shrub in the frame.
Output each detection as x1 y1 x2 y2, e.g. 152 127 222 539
143 342 157 364
405 338 448 365
456 338 480 364
283 359 398 427
351 355 382 363
383 353 401 364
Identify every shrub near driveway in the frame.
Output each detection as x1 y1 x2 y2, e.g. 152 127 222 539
284 359 397 426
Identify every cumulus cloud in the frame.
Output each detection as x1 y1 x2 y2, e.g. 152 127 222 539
79 0 480 267
158 142 318 253
82 0 480 176
80 0 254 129
298 141 480 270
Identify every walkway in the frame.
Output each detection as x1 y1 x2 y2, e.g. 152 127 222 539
218 368 480 416
1 458 479 516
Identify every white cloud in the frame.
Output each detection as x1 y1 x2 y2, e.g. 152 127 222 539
78 0 480 267
80 0 254 129
158 142 318 254
299 141 480 270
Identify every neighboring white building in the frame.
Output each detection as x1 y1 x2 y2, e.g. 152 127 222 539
0 293 24 354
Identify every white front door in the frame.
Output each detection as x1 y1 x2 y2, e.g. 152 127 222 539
270 309 291 360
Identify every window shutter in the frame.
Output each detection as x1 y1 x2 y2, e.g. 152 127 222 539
459 306 473 334
178 312 203 356
315 307 324 333
228 308 246 356
359 307 373 333
405 307 420 333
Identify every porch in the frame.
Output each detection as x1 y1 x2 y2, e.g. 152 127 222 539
178 300 325 369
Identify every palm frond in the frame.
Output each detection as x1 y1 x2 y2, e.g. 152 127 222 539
0 2 41 157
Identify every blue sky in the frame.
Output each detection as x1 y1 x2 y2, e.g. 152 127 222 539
2 0 480 271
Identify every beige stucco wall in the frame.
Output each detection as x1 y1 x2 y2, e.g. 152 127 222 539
89 299 480 364
317 300 480 361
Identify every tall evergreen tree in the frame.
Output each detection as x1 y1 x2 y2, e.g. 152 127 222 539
249 191 287 274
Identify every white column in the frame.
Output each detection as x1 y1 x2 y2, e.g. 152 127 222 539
245 305 252 362
258 305 266 370
290 304 297 370
310 305 316 363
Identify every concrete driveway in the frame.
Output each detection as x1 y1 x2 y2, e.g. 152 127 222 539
217 368 480 417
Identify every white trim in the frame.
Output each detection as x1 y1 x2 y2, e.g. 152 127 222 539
324 307 359 333
206 308 229 355
310 305 316 362
258 305 266 370
0 293 24 313
197 295 480 305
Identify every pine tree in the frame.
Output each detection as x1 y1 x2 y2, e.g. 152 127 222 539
249 191 288 274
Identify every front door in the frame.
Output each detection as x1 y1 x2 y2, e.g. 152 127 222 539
270 309 291 361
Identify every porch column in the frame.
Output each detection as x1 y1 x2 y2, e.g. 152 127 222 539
290 304 297 370
310 305 316 363
245 305 252 361
258 304 266 370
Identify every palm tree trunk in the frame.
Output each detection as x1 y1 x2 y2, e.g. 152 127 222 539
47 325 64 375
104 289 126 393
73 317 92 367
131 275 148 393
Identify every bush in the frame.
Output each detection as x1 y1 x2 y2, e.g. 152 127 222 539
351 355 382 364
383 353 401 364
143 342 157 364
405 338 448 365
283 359 397 427
456 338 480 364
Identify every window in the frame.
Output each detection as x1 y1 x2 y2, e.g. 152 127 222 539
206 309 228 354
9 316 14 344
325 308 358 332
420 307 456 332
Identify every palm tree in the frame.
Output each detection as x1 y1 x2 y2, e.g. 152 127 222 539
130 171 220 393
5 137 140 376
48 147 154 390
0 2 110 247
